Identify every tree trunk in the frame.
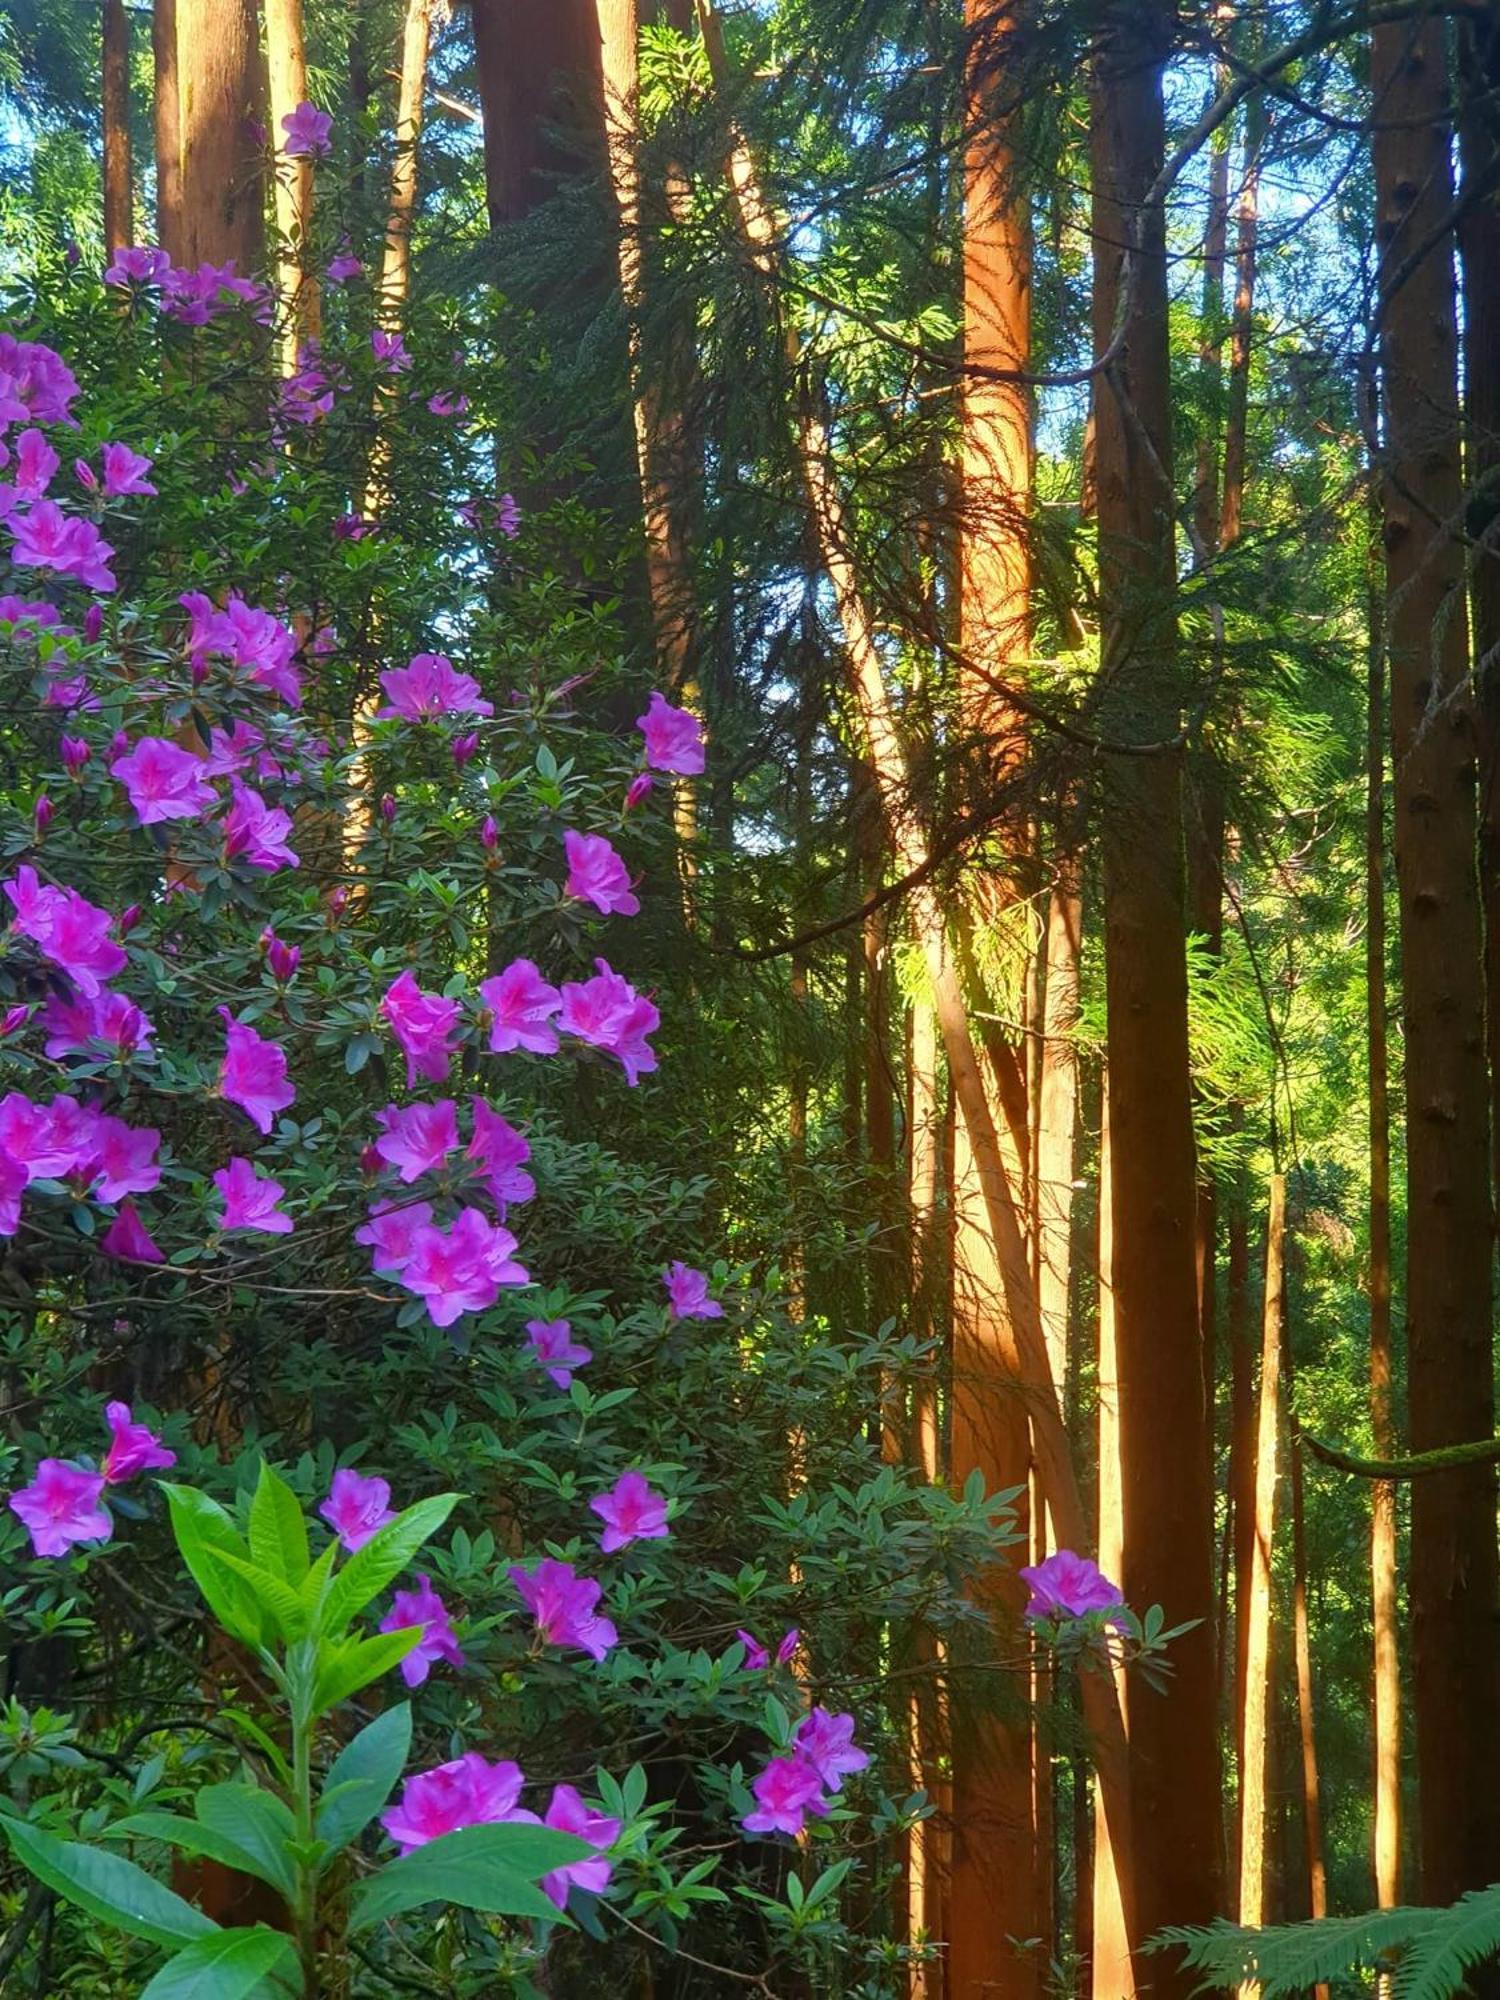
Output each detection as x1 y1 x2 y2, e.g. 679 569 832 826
1218 91 1266 552
1238 1175 1285 1929
154 0 264 273
1372 6 1500 1906
1226 1151 1253 1877
265 0 319 365
1091 0 1222 1971
1289 1432 1328 1948
102 0 132 258
1037 845 1081 1417
472 0 604 228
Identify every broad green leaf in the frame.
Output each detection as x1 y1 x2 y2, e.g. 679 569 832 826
248 1463 309 1584
195 1786 297 1901
160 1486 266 1649
210 1551 311 1641
108 1811 268 1884
296 1539 339 1612
310 1628 422 1716
3 1817 218 1950
315 1704 412 1854
317 1494 459 1638
139 1927 294 2000
349 1822 592 1934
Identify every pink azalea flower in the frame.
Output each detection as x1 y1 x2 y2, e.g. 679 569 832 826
9 1459 111 1557
466 1099 534 1210
589 1470 669 1553
111 736 216 825
326 249 362 283
97 443 157 498
377 653 494 722
636 690 705 775
100 1200 163 1263
83 1113 162 1202
736 1630 771 1671
213 597 302 706
381 1753 527 1853
379 1572 466 1686
262 930 301 983
664 1261 723 1320
539 1785 622 1909
794 1708 869 1793
509 1558 618 1660
1018 1549 1127 1623
214 1156 293 1234
563 830 639 917
218 1010 295 1134
319 1468 395 1552
624 773 654 810
525 1318 592 1390
4 867 126 997
59 734 90 777
381 970 463 1086
104 245 171 286
776 1627 802 1666
557 960 658 1086
0 1090 91 1180
356 1198 434 1274
0 1152 25 1237
373 1100 459 1183
0 334 79 426
204 719 266 777
101 1401 175 1483
398 1208 528 1328
281 100 332 157
742 1753 828 1838
0 428 59 513
370 327 411 374
8 500 116 591
222 779 299 870
478 959 561 1056
42 988 153 1061
426 390 469 417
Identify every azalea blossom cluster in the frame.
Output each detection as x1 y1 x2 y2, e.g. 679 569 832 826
104 244 271 326
742 1706 870 1839
1018 1549 1128 1627
8 1403 173 1555
1 334 119 594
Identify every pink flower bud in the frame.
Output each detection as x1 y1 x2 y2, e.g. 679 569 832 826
261 928 301 983
33 795 53 835
64 240 81 269
452 731 480 769
360 1142 382 1176
480 814 498 851
118 903 142 936
84 605 103 643
110 730 130 760
326 885 350 920
0 1005 30 1036
191 655 209 686
60 735 90 776
75 459 98 492
625 773 654 810
379 792 397 826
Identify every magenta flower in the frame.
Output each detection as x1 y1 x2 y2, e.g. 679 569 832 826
59 734 90 777
0 1152 25 1237
741 1753 828 1838
0 429 59 512
497 493 521 539
371 327 411 374
97 443 157 498
377 653 494 723
214 1156 293 1234
0 1090 91 1180
356 1198 434 1274
563 830 639 917
775 1627 801 1666
327 248 362 283
281 100 332 157
557 960 658 1086
218 1011 295 1134
8 501 116 591
794 1708 869 1793
398 1208 528 1328
381 1753 527 1854
223 780 299 871
590 1471 670 1553
262 930 301 983
0 335 79 426
636 690 705 775
9 1460 111 1558
180 594 301 707
466 1099 534 1209
104 244 171 286
379 1572 466 1687
381 970 463 1086
479 959 562 1056
111 736 216 825
102 1401 175 1483
736 1630 770 1671
319 1468 395 1552
100 1200 163 1263
42 988 153 1061
509 1558 618 1661
525 1318 592 1390
539 1785 622 1909
83 1113 162 1202
1018 1549 1126 1623
427 390 469 417
373 1100 459 1183
4 867 127 997
624 773 654 810
664 1261 723 1320
204 719 265 777
479 813 498 851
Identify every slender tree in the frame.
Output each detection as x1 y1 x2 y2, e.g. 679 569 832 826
1239 1174 1285 1929
265 0 320 365
102 0 132 258
151 0 263 271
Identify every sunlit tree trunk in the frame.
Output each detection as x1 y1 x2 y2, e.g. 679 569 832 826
265 0 320 366
1218 91 1264 552
1238 1175 1284 1929
152 0 182 258
1037 846 1081 1432
153 0 263 272
1226 1146 1253 1876
1372 6 1500 1906
1288 1429 1328 1951
103 0 132 258
1091 0 1222 1973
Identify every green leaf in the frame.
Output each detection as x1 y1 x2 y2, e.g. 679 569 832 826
296 1539 340 1612
349 1822 593 1934
310 1629 423 1716
108 1810 267 1885
315 1704 412 1854
317 1493 459 1637
138 1927 294 2000
195 1786 297 1902
248 1463 309 1585
160 1485 266 1649
211 1550 311 1641
3 1818 218 1950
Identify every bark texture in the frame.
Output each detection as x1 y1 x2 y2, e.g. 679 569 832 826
103 0 132 258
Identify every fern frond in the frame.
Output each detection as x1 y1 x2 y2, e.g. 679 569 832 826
1393 1887 1500 2000
1152 1907 1440 1995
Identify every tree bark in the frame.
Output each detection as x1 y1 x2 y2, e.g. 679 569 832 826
1037 845 1081 1416
155 0 264 273
102 0 132 258
1238 1175 1285 1928
472 0 604 228
265 0 320 366
1289 1430 1328 1952
1372 5 1500 1906
1091 0 1222 1970
152 0 182 260
1219 91 1265 552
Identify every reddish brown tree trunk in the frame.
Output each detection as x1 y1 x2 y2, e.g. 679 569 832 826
103 0 132 257
152 0 182 259
1238 1175 1285 1927
266 0 319 363
1091 1 1222 1974
154 0 264 272
1373 7 1500 1906
472 0 604 228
